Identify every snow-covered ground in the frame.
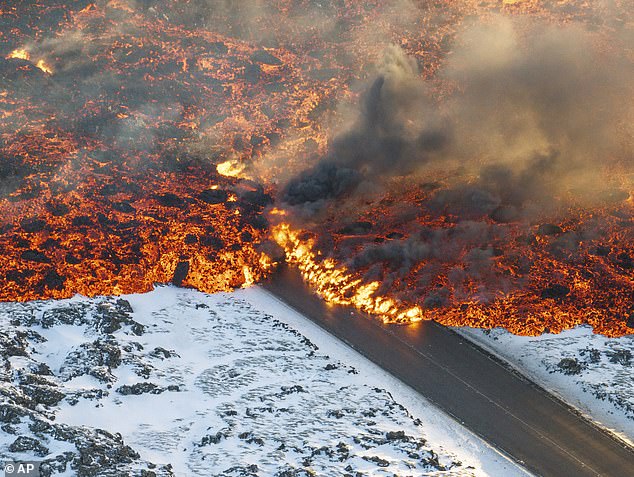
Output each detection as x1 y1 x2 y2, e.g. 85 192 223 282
0 286 528 477
457 326 634 445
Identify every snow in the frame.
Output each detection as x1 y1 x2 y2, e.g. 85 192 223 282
0 285 531 476
456 325 634 446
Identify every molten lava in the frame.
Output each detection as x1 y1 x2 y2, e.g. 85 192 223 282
274 223 424 323
1 0 632 337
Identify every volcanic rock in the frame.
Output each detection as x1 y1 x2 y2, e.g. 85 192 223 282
80 299 143 335
490 205 519 223
21 249 50 263
337 221 373 235
244 63 261 83
557 358 584 375
41 304 91 328
184 233 198 244
606 349 632 366
615 252 634 270
251 50 282 65
112 201 136 214
590 245 611 257
241 188 273 209
156 192 185 208
22 384 66 406
46 201 70 216
21 218 47 233
208 41 229 55
541 284 570 300
9 436 49 457
42 270 66 290
59 339 122 383
536 223 563 236
200 235 224 250
198 188 229 204
72 215 93 227
172 261 190 287
116 383 162 395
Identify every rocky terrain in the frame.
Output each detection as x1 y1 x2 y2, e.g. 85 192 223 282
0 287 522 476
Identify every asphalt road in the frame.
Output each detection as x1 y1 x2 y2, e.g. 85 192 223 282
264 266 634 477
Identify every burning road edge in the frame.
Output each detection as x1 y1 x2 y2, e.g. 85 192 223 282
0 285 531 477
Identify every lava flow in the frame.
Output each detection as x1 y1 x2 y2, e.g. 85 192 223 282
1 1 633 337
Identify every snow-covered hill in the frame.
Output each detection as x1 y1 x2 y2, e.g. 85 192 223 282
0 286 526 477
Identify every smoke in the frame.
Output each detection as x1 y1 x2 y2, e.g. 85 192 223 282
283 45 449 207
282 17 633 219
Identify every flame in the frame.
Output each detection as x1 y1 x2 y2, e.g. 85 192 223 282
273 223 424 323
7 48 30 61
217 159 247 178
35 59 54 75
7 48 53 74
272 215 633 337
242 265 255 287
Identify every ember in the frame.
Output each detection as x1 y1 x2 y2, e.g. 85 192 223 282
1 1 632 337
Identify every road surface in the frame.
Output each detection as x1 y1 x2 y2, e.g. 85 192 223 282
264 266 634 477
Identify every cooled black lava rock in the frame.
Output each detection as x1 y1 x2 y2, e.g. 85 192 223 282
42 270 66 290
172 260 190 287
541 284 570 300
198 188 228 204
21 218 47 233
338 221 373 235
0 404 28 424
65 253 81 265
201 235 224 250
112 201 136 214
244 63 261 83
490 205 519 223
21 249 50 263
208 41 229 55
241 188 273 209
91 300 143 335
72 215 92 227
615 252 634 270
155 192 185 208
197 432 225 446
385 431 410 442
251 50 282 65
536 223 563 236
150 347 179 360
590 245 611 257
46 201 70 216
60 338 122 383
